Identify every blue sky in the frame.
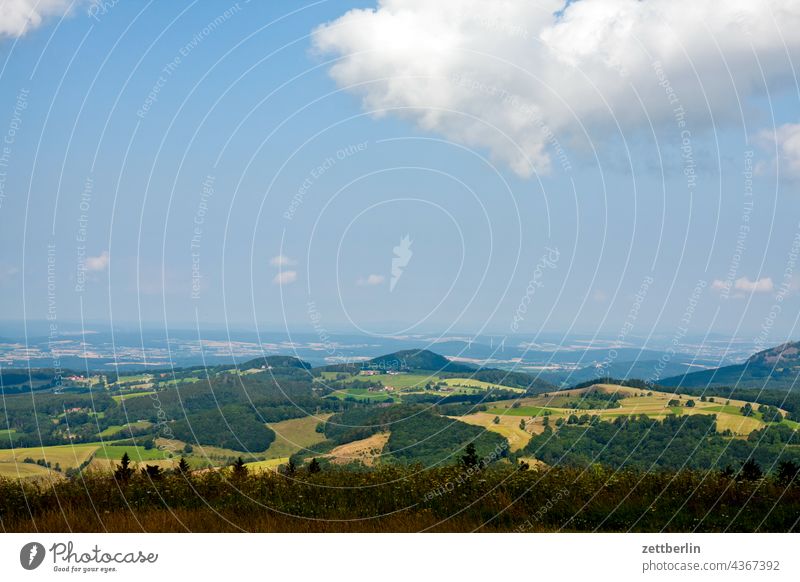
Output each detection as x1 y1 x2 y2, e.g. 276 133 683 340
1 0 800 345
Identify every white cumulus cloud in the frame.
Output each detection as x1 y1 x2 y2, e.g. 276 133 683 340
313 0 800 176
357 274 386 286
85 250 109 272
0 0 77 38
273 270 297 285
757 123 800 178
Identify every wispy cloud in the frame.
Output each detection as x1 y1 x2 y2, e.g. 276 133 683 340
270 254 297 267
0 264 19 282
390 235 413 292
713 276 773 295
711 280 730 292
273 270 297 286
357 274 385 286
735 277 774 293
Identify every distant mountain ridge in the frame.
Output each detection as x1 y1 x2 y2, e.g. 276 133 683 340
541 359 708 386
748 342 800 367
660 341 800 390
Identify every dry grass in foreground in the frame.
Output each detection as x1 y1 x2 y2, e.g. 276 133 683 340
1 463 798 533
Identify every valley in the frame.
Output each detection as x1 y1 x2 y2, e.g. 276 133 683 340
1 343 799 479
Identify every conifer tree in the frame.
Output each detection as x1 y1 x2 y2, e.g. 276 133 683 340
461 443 479 468
177 457 191 474
114 452 134 483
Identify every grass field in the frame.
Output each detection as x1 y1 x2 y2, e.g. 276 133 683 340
98 421 152 437
440 378 525 393
327 388 396 402
181 443 255 460
348 373 439 389
155 438 260 460
327 432 389 466
318 371 344 380
703 404 745 415
0 462 57 478
0 443 99 465
712 412 764 435
264 414 332 459
88 457 177 472
486 405 559 417
109 374 156 386
321 371 532 401
335 372 527 394
151 377 203 386
452 412 532 451
112 391 157 402
245 457 288 472
93 445 168 462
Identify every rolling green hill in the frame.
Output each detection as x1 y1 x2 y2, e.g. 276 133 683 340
239 355 312 370
365 349 477 373
322 349 554 392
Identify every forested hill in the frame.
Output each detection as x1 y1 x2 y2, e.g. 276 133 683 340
239 355 312 370
661 341 800 391
367 349 477 373
321 349 476 373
